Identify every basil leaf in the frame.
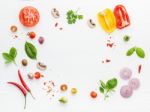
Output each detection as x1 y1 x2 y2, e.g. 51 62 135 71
106 78 117 89
136 47 145 58
2 53 13 63
9 47 17 59
99 87 104 94
100 80 106 88
126 47 136 56
25 42 37 60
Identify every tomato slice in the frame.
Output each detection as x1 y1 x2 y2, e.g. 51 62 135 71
19 6 40 27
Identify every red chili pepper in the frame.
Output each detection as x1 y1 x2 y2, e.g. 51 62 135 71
7 82 27 109
138 64 142 74
114 5 130 29
18 70 35 99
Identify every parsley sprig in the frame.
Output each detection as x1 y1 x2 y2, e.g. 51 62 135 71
66 9 83 24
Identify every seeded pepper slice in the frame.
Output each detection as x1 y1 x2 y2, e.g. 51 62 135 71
97 8 116 34
114 5 130 29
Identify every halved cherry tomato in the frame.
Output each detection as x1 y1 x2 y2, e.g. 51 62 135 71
60 84 68 91
90 91 97 98
19 6 40 27
114 5 130 29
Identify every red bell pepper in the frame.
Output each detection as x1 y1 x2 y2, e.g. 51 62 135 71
114 5 130 29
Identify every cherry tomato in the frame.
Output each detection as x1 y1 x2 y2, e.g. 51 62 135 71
60 84 68 91
19 6 40 27
34 72 43 79
28 32 36 39
90 91 97 98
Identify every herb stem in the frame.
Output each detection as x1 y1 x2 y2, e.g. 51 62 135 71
75 8 80 14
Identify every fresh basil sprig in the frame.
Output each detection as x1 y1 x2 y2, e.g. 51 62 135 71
126 46 145 58
99 78 118 100
2 47 17 64
25 42 37 60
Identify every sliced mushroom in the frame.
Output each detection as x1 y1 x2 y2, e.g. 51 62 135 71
51 8 60 19
37 62 47 71
87 19 96 28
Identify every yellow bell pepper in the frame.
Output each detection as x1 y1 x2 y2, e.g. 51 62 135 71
97 8 116 34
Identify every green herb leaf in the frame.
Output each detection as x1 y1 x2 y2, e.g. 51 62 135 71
99 87 104 94
126 47 136 56
106 78 117 90
100 80 106 88
2 53 13 63
25 42 37 60
136 47 145 58
9 47 17 59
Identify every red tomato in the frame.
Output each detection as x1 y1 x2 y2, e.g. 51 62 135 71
28 32 36 39
34 72 43 79
90 91 97 98
19 6 40 27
